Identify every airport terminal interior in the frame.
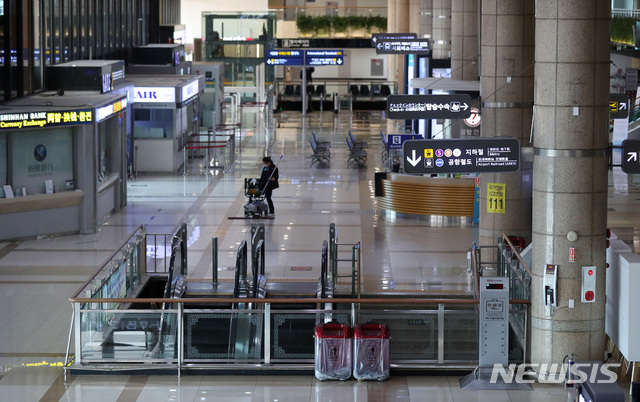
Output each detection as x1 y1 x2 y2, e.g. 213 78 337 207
2 0 640 401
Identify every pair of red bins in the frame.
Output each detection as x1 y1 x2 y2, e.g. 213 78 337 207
314 323 390 381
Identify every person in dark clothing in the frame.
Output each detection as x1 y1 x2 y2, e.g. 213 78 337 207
260 156 279 216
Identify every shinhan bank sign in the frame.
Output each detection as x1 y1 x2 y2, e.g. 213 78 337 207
134 87 176 103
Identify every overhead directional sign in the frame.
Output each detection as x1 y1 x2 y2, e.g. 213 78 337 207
622 139 640 174
402 138 521 174
387 134 421 150
610 93 629 119
304 50 343 65
265 50 304 66
371 32 417 47
375 39 430 55
387 94 472 120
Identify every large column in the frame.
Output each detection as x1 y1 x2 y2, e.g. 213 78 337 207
387 0 397 83
531 1 610 366
479 1 534 250
396 0 410 93
410 0 420 36
451 0 478 80
431 0 451 59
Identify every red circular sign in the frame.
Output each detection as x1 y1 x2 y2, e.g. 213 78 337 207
465 108 481 127
585 291 594 301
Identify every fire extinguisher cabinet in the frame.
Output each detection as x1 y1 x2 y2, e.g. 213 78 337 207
314 323 352 381
353 323 390 381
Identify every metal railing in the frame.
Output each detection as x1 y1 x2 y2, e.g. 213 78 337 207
72 225 146 302
612 8 640 18
145 224 188 275
65 296 530 375
187 131 236 173
329 223 361 298
270 6 387 20
276 79 397 101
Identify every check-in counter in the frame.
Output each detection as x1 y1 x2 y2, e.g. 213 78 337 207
378 173 475 217
129 75 205 173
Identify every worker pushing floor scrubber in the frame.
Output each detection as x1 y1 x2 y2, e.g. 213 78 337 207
243 155 281 218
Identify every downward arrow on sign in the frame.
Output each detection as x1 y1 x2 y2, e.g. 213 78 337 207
406 150 421 167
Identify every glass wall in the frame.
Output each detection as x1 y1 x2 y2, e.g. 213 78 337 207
10 128 74 195
98 115 122 182
133 109 174 138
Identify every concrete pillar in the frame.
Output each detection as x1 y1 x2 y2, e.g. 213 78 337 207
419 0 433 41
387 0 397 83
386 0 411 92
410 0 420 36
451 0 478 80
478 1 534 251
396 0 410 93
431 0 451 59
531 1 610 366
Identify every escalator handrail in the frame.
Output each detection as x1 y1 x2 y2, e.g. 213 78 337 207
252 240 264 299
233 241 247 299
320 240 328 299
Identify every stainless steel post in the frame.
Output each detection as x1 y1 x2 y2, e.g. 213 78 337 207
438 303 444 364
177 303 183 377
264 303 271 365
302 69 307 116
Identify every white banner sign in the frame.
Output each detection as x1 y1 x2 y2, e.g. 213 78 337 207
134 87 176 103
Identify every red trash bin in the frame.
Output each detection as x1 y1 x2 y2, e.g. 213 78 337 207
314 323 352 381
353 323 390 381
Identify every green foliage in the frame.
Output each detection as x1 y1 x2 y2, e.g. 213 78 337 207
611 16 636 45
296 15 387 36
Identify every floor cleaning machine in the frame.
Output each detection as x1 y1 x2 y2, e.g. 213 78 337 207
243 177 270 218
243 156 282 218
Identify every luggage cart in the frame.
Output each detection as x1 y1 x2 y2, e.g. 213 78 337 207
314 323 352 381
353 323 390 381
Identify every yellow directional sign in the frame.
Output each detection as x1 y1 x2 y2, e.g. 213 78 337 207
487 183 506 214
610 101 619 113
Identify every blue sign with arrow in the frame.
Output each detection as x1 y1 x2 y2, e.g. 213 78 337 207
266 50 304 66
304 50 344 66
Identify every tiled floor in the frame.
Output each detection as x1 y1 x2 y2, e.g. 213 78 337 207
0 371 579 402
0 109 636 400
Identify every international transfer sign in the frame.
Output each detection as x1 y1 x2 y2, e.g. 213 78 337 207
402 138 520 174
387 94 472 120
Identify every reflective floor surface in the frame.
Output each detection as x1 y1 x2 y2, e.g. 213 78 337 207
0 108 637 400
0 371 579 402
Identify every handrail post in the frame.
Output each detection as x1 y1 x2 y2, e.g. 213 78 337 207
212 237 218 285
351 245 357 298
264 303 271 365
73 302 81 366
357 242 361 299
64 303 75 372
437 303 444 364
177 303 183 377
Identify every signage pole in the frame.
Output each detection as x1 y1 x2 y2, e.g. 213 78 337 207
302 68 307 116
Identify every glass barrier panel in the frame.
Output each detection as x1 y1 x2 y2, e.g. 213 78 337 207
271 311 350 361
508 309 526 363
184 310 263 361
359 311 438 361
80 310 177 363
443 311 478 362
